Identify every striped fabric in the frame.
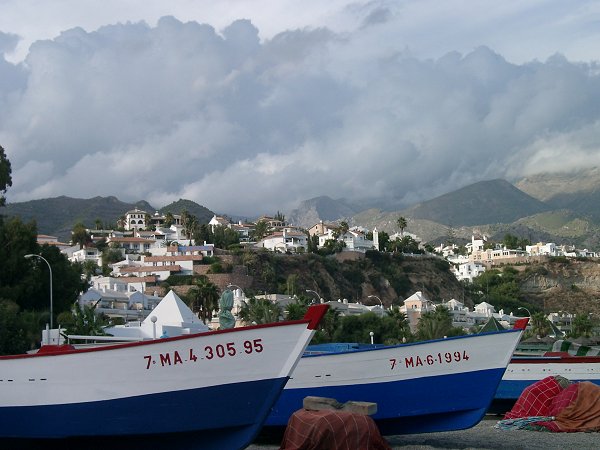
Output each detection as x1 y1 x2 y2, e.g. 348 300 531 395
552 340 600 356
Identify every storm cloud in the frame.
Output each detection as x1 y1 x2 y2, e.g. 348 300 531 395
2 1 600 216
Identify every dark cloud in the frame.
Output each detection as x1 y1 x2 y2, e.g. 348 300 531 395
2 12 600 217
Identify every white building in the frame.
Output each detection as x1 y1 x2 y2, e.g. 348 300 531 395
317 229 374 253
526 242 558 257
46 291 209 345
452 262 486 282
70 246 102 266
78 286 162 321
256 228 308 253
124 208 148 231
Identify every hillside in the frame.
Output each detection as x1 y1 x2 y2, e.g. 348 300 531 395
287 196 359 228
204 250 600 318
2 196 214 242
401 179 550 226
516 258 600 317
159 199 214 223
2 196 153 241
232 250 467 308
515 168 600 223
5 172 600 248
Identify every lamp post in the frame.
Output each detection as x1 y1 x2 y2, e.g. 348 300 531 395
305 289 322 304
369 331 374 345
25 254 53 329
367 295 383 308
518 307 531 317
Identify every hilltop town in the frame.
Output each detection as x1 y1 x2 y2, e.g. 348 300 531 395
32 206 599 343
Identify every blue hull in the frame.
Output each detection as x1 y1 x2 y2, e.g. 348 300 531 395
265 368 505 435
0 377 288 450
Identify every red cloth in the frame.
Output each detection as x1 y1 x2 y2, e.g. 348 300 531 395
504 376 600 433
504 376 565 419
280 409 391 450
541 382 600 432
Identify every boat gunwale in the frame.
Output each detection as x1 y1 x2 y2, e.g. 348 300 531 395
0 316 317 361
510 355 600 363
302 327 524 358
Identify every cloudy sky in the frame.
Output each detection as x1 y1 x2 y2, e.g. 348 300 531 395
2 1 600 216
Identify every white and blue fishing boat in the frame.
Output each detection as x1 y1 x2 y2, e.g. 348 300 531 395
0 304 328 449
264 319 527 435
492 352 600 412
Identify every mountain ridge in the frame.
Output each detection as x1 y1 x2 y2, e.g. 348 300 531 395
4 171 600 248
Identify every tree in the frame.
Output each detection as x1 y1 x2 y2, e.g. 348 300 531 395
396 216 407 237
377 231 390 252
60 301 109 337
185 277 220 323
194 223 211 244
164 212 175 227
571 314 594 338
144 213 153 231
334 221 349 240
251 220 270 241
530 312 551 338
307 233 319 253
415 306 462 341
285 300 309 320
0 145 12 207
71 222 90 249
274 211 286 225
239 297 282 325
0 300 27 355
80 260 100 280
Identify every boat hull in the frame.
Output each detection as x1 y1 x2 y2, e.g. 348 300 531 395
265 327 524 434
495 355 600 401
0 304 328 449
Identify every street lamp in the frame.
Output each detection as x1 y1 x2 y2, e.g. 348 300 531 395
369 331 374 345
518 307 531 317
368 295 383 308
25 254 53 329
305 289 323 304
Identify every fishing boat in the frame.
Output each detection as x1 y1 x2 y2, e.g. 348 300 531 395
493 353 600 412
263 319 527 435
0 304 328 450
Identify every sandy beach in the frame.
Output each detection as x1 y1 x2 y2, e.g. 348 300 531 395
248 417 600 450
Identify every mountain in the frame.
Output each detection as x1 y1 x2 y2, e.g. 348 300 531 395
401 179 551 226
515 168 600 223
2 196 153 241
2 196 214 242
287 196 359 228
159 199 214 224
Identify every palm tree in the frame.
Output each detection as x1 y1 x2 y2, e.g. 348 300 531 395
571 313 594 338
186 277 220 324
71 222 90 249
416 307 453 341
396 216 407 237
337 221 349 239
61 302 109 337
180 209 190 236
239 298 282 325
530 312 551 337
285 301 309 320
164 212 175 227
251 220 270 241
